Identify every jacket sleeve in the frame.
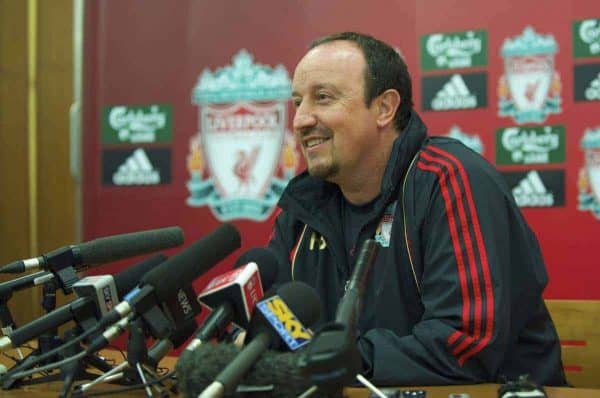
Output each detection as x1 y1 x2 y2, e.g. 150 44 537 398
359 149 534 385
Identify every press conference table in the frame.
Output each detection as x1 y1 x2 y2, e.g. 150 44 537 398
1 383 599 398
2 350 599 398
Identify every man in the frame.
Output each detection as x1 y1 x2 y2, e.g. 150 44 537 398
268 32 567 386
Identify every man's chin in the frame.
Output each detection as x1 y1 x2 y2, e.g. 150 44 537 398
307 164 338 181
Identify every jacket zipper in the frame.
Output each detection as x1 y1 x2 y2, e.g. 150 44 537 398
402 152 421 294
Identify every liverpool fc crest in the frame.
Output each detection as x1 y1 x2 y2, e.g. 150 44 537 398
186 50 299 221
498 27 561 124
578 127 600 219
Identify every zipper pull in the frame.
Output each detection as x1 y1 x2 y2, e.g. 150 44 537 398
344 279 350 292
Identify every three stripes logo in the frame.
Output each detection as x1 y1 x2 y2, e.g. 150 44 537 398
102 148 171 186
416 145 494 366
502 170 565 208
574 63 600 102
422 72 487 111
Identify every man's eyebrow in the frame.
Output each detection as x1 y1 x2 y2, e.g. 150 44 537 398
292 84 339 97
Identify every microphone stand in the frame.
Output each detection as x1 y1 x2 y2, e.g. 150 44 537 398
298 239 379 398
77 318 165 397
0 286 23 360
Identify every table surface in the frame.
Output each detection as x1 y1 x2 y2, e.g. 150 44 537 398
2 347 600 398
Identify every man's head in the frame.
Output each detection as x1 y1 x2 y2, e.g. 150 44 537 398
291 32 413 198
309 32 413 132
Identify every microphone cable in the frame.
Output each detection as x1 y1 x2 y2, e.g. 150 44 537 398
0 319 110 383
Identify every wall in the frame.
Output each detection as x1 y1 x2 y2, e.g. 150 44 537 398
82 0 600 299
0 0 76 326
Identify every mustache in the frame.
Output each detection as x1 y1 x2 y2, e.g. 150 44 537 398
297 125 334 138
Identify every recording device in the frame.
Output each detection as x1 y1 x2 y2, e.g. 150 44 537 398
498 375 547 398
85 224 241 353
298 239 379 394
196 280 321 398
187 247 279 350
176 343 328 398
0 254 166 352
0 226 184 294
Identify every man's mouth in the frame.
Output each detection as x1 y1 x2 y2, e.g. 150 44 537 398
305 137 330 149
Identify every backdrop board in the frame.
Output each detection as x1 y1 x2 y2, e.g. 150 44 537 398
83 0 600 303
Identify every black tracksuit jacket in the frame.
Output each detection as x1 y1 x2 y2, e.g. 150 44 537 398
268 112 567 386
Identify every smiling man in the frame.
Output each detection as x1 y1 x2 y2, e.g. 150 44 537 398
268 32 566 386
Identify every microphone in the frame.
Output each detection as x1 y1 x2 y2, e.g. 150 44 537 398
0 271 55 296
298 239 379 394
197 280 321 398
86 224 241 352
0 271 55 333
187 248 279 350
176 343 328 398
0 254 166 352
146 318 198 369
334 239 378 325
0 226 184 294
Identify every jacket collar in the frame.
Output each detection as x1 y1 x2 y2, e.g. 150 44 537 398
279 111 428 216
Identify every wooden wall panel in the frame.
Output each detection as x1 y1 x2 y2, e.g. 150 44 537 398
37 0 75 254
0 0 34 327
0 0 75 328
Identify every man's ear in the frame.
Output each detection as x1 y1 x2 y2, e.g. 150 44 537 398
375 89 401 129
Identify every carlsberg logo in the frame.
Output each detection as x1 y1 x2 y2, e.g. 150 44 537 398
574 19 600 58
496 125 565 165
102 104 172 144
579 20 600 53
421 30 487 70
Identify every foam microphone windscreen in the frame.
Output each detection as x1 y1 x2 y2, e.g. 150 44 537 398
176 343 328 398
143 223 241 302
79 226 184 265
113 253 167 297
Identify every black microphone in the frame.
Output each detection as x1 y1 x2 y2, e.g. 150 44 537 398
197 280 321 398
86 224 241 352
145 318 198 369
335 239 379 326
176 343 328 398
298 239 379 394
0 254 166 352
0 271 55 333
0 271 55 296
0 226 184 274
186 248 279 350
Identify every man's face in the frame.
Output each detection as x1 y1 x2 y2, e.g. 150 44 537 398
291 41 379 184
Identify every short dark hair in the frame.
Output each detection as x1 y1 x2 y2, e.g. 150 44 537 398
310 32 413 132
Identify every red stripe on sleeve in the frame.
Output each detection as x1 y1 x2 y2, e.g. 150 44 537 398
417 160 471 336
426 146 495 365
421 150 484 344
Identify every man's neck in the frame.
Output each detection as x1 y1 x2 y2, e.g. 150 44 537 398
337 134 396 205
338 167 384 205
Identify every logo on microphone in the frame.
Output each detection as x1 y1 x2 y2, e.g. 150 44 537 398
102 286 114 311
257 295 312 351
177 288 194 315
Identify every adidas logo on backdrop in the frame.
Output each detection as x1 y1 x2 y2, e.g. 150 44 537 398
501 170 565 208
512 171 554 207
432 75 477 110
113 148 160 185
421 72 487 111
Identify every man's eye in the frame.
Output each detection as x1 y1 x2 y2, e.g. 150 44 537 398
292 98 302 108
317 93 331 101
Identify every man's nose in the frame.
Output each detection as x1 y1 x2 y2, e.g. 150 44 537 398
293 106 317 132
